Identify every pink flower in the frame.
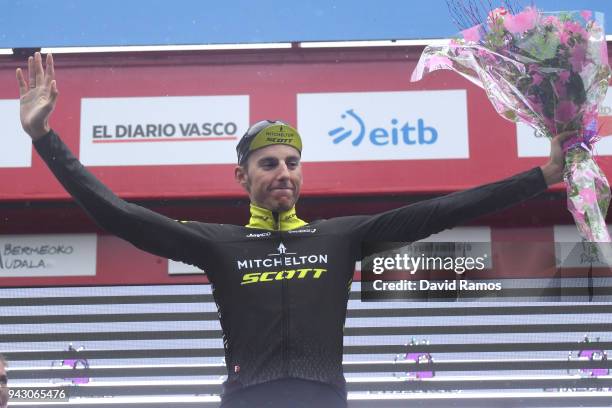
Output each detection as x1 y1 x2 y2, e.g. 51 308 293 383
559 30 571 46
570 45 587 71
503 7 538 34
555 101 578 122
487 7 509 25
580 10 593 22
563 21 589 41
543 15 563 31
461 25 482 42
558 71 570 83
580 188 597 205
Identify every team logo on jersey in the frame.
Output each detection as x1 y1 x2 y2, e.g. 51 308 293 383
245 231 272 238
269 242 294 256
236 242 329 285
287 228 317 234
241 268 328 285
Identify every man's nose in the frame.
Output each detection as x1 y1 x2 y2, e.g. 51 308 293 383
276 161 290 179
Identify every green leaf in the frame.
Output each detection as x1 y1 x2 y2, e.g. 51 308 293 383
518 32 560 61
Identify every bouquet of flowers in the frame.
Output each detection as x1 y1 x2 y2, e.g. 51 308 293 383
411 2 612 242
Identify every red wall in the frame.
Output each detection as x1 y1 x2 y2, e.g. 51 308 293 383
1 46 609 288
3 46 606 201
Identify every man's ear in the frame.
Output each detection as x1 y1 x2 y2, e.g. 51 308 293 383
234 165 249 192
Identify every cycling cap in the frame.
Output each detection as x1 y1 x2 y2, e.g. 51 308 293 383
236 120 302 165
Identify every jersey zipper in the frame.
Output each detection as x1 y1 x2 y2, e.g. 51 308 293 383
275 211 290 377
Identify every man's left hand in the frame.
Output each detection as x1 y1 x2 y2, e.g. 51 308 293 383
540 130 577 186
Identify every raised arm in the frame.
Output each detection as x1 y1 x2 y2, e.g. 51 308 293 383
355 131 574 242
16 53 212 270
16 52 58 140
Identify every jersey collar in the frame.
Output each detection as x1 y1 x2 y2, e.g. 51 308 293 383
246 203 307 231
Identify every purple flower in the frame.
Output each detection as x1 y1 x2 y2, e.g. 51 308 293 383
555 100 578 122
554 76 568 99
583 108 597 126
531 72 543 85
558 71 570 83
544 117 556 132
570 45 587 71
476 48 498 65
527 94 547 119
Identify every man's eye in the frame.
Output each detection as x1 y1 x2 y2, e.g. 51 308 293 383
261 160 277 169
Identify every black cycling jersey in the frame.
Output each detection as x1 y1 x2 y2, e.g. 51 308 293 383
34 130 548 402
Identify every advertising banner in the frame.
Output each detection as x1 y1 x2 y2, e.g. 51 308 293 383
0 99 32 168
80 96 249 166
0 234 97 278
297 90 469 162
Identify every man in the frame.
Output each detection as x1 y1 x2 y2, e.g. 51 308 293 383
16 52 570 407
0 355 8 408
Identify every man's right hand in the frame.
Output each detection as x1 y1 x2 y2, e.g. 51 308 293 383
16 52 59 141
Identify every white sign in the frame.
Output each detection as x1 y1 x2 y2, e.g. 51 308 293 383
517 87 612 157
297 90 469 162
0 234 97 277
0 99 32 168
168 259 205 275
80 96 249 166
553 225 612 268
